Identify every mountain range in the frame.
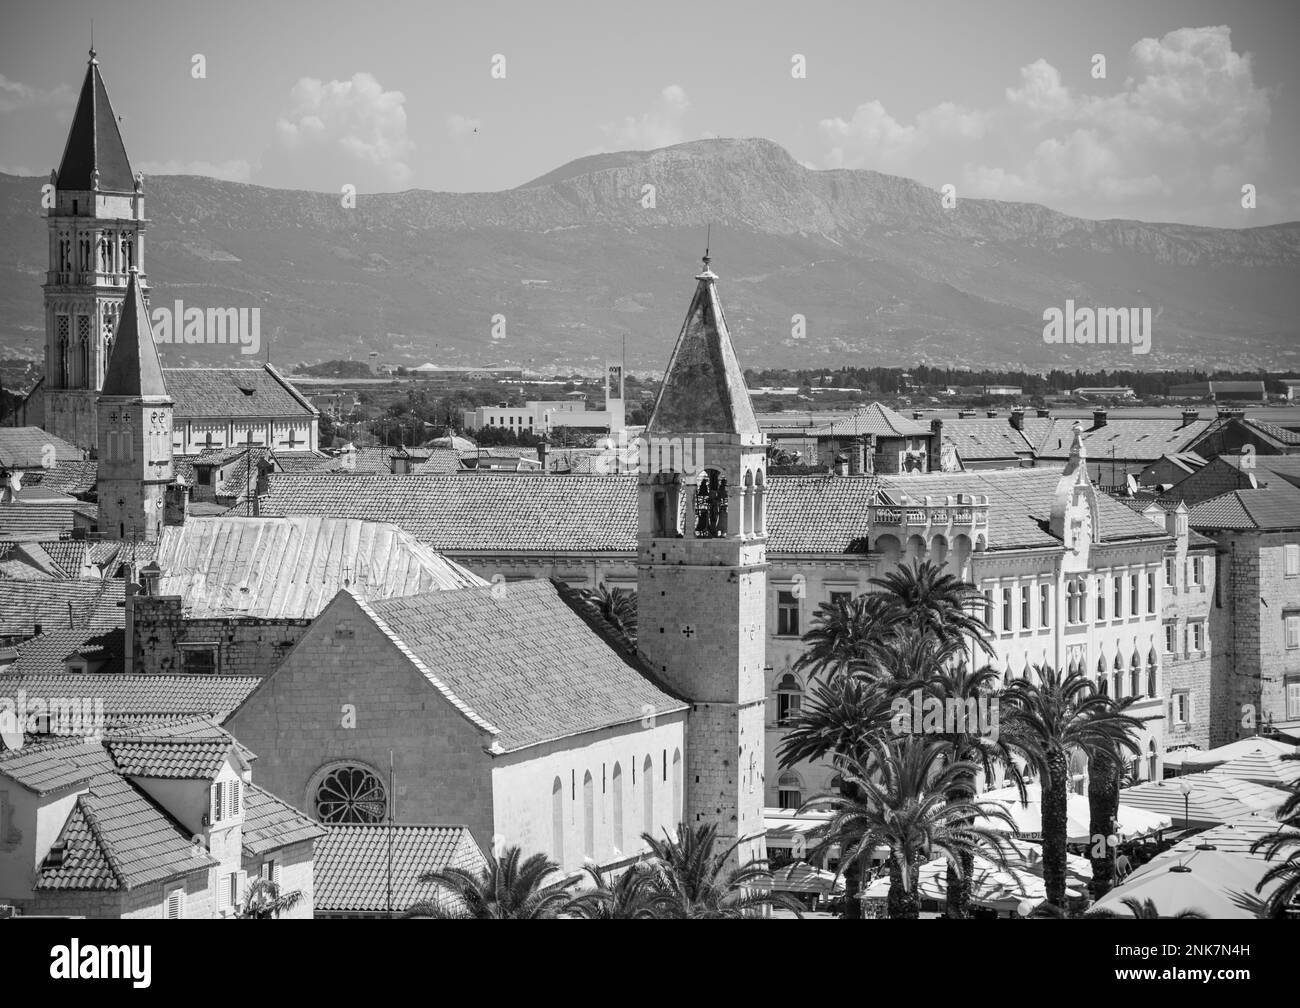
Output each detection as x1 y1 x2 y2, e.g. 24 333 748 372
0 137 1297 374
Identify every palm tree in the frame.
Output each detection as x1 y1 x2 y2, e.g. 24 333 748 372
576 584 638 646
640 822 800 918
793 593 896 679
236 877 304 919
564 861 664 919
404 845 575 919
804 737 1013 919
869 560 994 657
1251 754 1300 918
1001 665 1145 908
777 673 896 918
1083 696 1144 900
1085 897 1208 920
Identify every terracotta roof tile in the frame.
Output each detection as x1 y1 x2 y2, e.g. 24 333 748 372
0 580 124 637
0 428 86 469
313 824 486 913
0 503 97 540
106 737 233 779
0 668 259 725
242 783 327 856
161 365 316 419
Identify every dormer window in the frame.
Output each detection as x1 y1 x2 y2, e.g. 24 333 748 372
212 779 241 823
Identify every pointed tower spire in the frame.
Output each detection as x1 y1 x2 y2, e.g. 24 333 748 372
102 269 166 398
56 49 135 192
646 256 761 441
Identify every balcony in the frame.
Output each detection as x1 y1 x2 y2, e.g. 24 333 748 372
870 494 990 530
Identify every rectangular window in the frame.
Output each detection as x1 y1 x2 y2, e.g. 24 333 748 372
226 779 241 819
1130 574 1140 615
1113 577 1123 619
776 591 800 637
985 589 994 628
180 644 218 675
1288 679 1300 721
1164 623 1177 655
1286 544 1300 577
1021 586 1031 629
829 590 852 608
1147 572 1156 613
1096 578 1106 622
1040 585 1050 627
1286 614 1300 650
1002 588 1013 632
211 782 224 823
1164 557 1175 587
1172 691 1190 726
1190 621 1205 653
227 872 240 908
1192 557 1204 586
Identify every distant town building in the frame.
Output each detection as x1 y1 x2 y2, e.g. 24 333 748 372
1070 386 1136 398
1168 380 1267 401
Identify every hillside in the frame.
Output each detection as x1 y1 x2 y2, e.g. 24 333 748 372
0 137 1297 373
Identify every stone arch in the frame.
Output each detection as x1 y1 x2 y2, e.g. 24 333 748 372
611 762 624 854
873 533 901 565
929 533 950 569
776 770 803 811
906 533 928 563
551 776 564 863
642 754 655 836
755 468 767 537
672 749 682 827
742 468 754 537
582 770 595 860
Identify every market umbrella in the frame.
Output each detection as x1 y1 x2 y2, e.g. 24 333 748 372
1175 736 1296 773
1211 751 1300 790
1090 846 1276 919
974 785 1171 843
1119 774 1287 828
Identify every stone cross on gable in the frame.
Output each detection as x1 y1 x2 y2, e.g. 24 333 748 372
680 625 696 638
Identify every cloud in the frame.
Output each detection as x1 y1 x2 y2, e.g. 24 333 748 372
447 114 481 138
138 159 253 183
816 25 1281 225
598 85 691 151
267 72 413 190
0 74 74 114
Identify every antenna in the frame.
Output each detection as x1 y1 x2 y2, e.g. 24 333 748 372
705 223 711 261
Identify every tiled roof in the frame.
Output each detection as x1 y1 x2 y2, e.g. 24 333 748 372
263 474 638 552
938 419 1032 461
105 734 233 779
0 502 97 540
1245 418 1300 446
264 467 1167 556
242 783 327 856
1026 416 1211 462
0 740 95 795
31 741 217 891
409 448 461 474
362 579 687 751
8 628 126 674
0 668 260 725
18 460 98 498
0 427 85 468
0 579 124 637
155 515 485 619
161 365 316 419
0 541 80 579
332 446 394 474
1188 482 1300 531
813 402 931 438
313 824 486 913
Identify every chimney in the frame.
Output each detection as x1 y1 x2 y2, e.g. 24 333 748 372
847 439 863 476
1180 409 1199 428
1092 409 1108 429
1036 408 1051 418
139 561 163 597
834 452 849 477
1217 407 1244 421
33 621 42 636
1009 407 1025 431
538 439 548 473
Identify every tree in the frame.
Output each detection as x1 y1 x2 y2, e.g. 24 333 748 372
236 877 304 919
777 673 896 919
404 845 575 919
869 560 994 656
639 822 799 919
1001 665 1145 908
564 862 664 920
793 593 896 680
1085 898 1208 920
1084 695 1144 900
804 737 1012 919
1251 754 1300 917
576 584 638 647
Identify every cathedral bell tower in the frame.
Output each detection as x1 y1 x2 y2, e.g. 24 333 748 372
637 256 768 868
44 48 147 450
97 268 172 541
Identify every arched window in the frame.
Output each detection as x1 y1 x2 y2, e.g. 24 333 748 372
582 771 595 860
777 771 802 811
755 470 766 537
1148 740 1159 782
776 673 802 724
1097 657 1108 696
313 763 387 824
1147 648 1159 697
1112 653 1124 699
551 777 564 864
671 749 682 828
642 755 654 837
742 470 753 537
1130 651 1142 697
611 763 623 854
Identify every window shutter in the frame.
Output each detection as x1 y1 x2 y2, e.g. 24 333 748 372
166 889 183 919
211 782 223 823
228 780 240 819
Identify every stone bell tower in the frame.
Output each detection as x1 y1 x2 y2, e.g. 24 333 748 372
43 48 147 450
636 255 768 868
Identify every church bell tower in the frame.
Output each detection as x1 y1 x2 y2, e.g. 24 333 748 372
97 268 172 541
44 48 147 450
637 256 768 867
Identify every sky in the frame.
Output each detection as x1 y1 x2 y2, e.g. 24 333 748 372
1 0 1298 226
